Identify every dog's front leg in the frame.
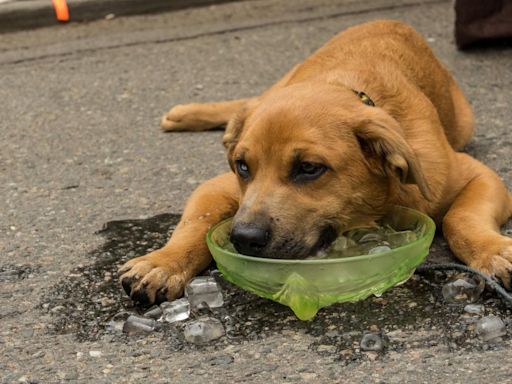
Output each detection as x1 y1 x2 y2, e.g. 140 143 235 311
443 154 512 286
119 172 239 305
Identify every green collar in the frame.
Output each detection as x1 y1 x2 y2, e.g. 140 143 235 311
352 89 375 107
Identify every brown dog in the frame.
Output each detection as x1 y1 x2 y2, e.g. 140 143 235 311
119 20 512 305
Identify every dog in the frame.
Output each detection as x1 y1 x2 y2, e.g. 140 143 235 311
119 20 512 305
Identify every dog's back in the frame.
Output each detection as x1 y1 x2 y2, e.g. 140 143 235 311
287 20 474 150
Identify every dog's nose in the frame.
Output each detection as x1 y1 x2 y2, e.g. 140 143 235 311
230 223 270 256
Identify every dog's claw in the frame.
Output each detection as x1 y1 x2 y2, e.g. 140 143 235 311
155 287 169 305
121 276 136 296
131 288 151 306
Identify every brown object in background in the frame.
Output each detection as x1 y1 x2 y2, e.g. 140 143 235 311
455 0 512 48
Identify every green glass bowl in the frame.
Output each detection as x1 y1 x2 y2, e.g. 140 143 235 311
206 206 435 320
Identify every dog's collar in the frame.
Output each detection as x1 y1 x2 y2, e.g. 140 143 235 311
352 89 375 107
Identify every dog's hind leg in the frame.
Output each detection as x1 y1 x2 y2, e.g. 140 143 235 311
443 153 512 286
161 98 253 131
161 64 301 131
445 81 475 150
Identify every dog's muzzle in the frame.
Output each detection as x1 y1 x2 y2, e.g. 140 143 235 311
230 222 271 257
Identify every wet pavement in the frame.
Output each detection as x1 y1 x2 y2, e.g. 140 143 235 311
2 0 512 382
43 213 512 360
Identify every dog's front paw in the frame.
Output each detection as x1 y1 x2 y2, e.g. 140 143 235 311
118 250 188 305
470 237 512 288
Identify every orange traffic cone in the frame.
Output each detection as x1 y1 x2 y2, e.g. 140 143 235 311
52 0 70 22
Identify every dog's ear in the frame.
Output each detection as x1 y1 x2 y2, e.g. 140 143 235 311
223 106 252 172
223 98 260 151
223 107 247 151
354 113 433 201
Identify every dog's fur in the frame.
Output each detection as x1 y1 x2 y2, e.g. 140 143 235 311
120 20 512 305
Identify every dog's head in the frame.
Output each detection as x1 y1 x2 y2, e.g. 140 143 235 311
224 83 431 259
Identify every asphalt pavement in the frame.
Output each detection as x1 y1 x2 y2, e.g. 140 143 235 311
1 0 512 382
0 0 244 33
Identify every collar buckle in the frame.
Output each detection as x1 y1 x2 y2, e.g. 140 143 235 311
352 89 375 107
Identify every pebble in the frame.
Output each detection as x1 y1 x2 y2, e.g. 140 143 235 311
89 350 102 357
99 297 115 307
300 372 317 381
364 351 379 361
476 316 506 341
21 328 34 338
50 305 66 314
32 350 45 358
207 355 234 366
317 345 337 353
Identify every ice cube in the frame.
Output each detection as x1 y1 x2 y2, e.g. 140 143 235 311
441 275 485 303
322 237 363 258
360 332 385 352
346 228 379 242
144 305 163 319
209 269 222 278
358 232 383 243
368 245 392 254
476 316 506 341
122 315 156 335
106 320 124 333
183 317 225 344
385 230 417 247
160 297 190 323
223 315 235 333
224 241 238 253
464 304 484 315
185 276 224 309
106 311 132 333
321 223 417 259
330 236 350 251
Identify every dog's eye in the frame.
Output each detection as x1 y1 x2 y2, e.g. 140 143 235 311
235 159 250 179
294 162 327 182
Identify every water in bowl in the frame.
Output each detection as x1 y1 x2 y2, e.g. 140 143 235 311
223 223 417 259
314 225 417 259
